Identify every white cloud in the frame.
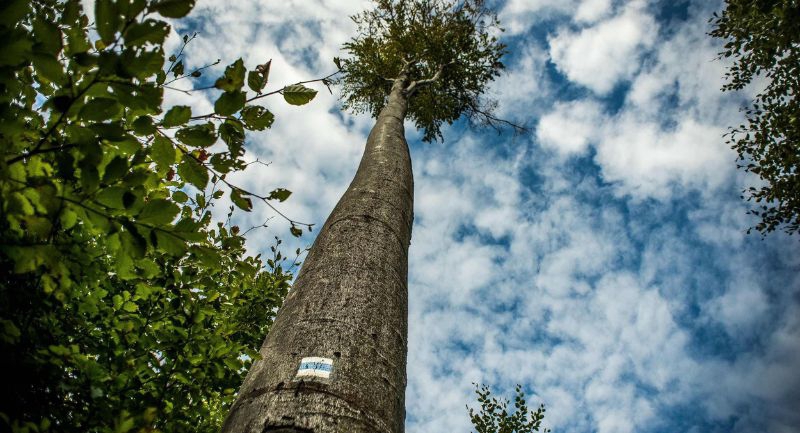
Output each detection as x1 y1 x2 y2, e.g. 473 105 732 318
490 44 551 122
575 0 613 23
500 0 580 34
535 105 732 200
536 100 604 155
595 115 731 199
705 279 770 336
548 3 657 94
624 11 737 122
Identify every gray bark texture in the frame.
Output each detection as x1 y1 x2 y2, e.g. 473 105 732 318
220 75 413 433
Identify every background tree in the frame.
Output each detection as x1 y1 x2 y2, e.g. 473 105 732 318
0 0 326 431
220 1 506 432
468 384 550 433
710 0 800 234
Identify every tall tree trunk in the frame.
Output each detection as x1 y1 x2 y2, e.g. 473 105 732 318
221 74 413 433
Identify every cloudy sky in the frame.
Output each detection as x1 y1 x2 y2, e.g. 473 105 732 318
133 0 800 431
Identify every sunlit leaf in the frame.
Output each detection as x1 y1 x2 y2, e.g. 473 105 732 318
176 123 217 148
214 58 245 92
162 105 192 128
177 156 208 189
241 106 274 130
137 199 179 225
282 84 317 105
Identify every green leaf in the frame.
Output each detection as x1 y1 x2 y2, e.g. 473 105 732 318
60 209 78 229
103 157 129 184
267 188 292 202
214 91 246 116
79 98 121 121
151 135 175 170
162 105 192 127
176 123 217 147
132 116 156 135
209 153 233 173
0 31 33 67
121 48 164 80
80 165 100 194
151 0 196 18
190 245 222 270
241 106 274 130
122 191 137 209
0 0 28 27
121 227 147 258
95 186 128 209
88 122 126 142
230 188 253 211
31 53 65 84
137 199 180 225
214 59 245 92
219 119 244 149
95 0 119 44
64 23 91 55
172 190 189 203
282 84 317 105
154 231 187 255
172 61 185 78
247 71 265 93
124 19 170 47
32 16 62 54
177 157 208 189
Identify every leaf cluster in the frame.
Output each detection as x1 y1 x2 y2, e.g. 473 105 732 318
0 1 315 432
468 384 550 433
337 0 506 142
710 0 800 234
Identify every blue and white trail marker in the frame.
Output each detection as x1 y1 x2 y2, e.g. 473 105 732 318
296 357 334 378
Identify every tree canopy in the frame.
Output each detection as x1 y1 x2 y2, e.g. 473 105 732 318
710 0 800 234
0 0 323 431
468 384 550 433
337 0 507 141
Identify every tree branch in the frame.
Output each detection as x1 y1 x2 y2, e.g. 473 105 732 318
157 130 315 230
468 101 530 135
404 61 455 96
246 70 341 104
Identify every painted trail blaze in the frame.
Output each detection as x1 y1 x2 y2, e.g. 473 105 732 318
296 357 334 378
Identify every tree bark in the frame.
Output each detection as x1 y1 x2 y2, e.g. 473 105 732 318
220 74 413 433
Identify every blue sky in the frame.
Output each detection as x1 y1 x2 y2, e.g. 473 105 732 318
97 0 800 431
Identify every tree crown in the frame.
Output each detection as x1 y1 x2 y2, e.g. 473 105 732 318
337 0 506 142
710 0 800 234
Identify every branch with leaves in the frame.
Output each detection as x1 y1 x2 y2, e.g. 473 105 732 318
468 384 550 433
0 0 322 432
710 0 800 235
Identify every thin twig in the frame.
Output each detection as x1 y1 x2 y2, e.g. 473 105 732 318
247 70 341 104
156 130 315 229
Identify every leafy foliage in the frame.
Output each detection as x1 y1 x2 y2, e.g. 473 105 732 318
337 0 507 141
710 0 800 234
468 384 550 433
0 0 319 431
